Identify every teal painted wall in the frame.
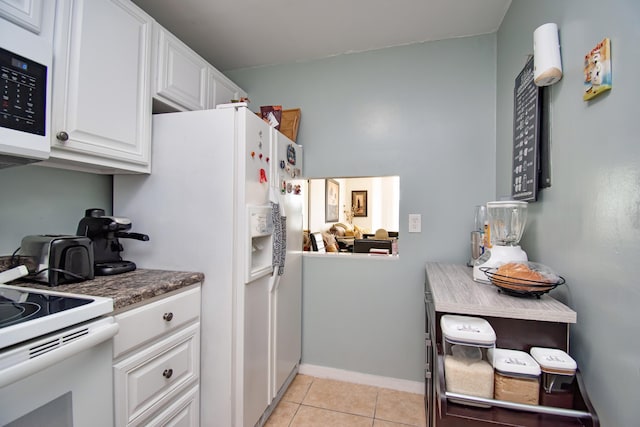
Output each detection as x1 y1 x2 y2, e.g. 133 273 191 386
497 1 640 425
229 34 497 382
0 166 112 254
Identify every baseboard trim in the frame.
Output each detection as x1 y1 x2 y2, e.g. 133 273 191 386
299 363 424 395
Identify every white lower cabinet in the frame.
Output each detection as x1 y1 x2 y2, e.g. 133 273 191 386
144 384 199 427
113 285 201 427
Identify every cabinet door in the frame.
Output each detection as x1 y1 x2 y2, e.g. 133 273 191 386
207 66 246 108
242 275 270 426
49 0 152 173
153 23 208 111
113 323 200 427
0 0 43 34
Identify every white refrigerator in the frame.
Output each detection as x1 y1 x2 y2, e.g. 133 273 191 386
113 105 304 427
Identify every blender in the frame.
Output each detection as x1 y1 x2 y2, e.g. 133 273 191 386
473 201 528 283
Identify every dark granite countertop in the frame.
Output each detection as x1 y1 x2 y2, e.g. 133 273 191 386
0 257 204 312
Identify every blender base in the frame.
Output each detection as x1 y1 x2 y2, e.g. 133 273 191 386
473 245 528 283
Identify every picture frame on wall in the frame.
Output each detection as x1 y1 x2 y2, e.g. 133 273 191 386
583 38 612 101
325 179 339 222
352 190 367 217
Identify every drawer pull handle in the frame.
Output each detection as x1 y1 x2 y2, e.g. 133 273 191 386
163 312 174 321
163 369 173 379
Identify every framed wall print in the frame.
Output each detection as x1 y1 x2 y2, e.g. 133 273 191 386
325 179 339 222
583 38 612 101
352 190 367 217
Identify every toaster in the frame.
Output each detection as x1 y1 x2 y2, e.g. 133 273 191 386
18 235 94 286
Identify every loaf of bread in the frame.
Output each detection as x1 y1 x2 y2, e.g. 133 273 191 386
495 262 553 292
496 262 548 282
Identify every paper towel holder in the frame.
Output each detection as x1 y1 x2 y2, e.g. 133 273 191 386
533 23 562 87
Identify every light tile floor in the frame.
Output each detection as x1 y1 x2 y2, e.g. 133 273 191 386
265 375 426 427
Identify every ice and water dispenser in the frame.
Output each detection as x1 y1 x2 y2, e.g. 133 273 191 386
247 205 274 283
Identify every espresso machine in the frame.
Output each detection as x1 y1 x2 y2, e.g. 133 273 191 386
76 208 149 275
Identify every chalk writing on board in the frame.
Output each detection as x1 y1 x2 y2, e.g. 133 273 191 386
512 57 540 202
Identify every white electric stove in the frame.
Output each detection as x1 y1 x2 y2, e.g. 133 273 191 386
0 266 118 426
0 283 114 349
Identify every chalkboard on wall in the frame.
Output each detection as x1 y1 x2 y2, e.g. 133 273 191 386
512 57 541 202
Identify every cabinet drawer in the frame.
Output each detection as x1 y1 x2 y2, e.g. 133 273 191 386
114 286 200 358
137 384 199 427
114 323 200 426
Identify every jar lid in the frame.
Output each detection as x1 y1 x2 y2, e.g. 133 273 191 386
530 347 577 374
440 315 496 345
489 348 541 377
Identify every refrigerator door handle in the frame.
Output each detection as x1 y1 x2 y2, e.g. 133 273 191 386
269 269 280 293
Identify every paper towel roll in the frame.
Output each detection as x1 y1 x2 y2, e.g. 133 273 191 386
533 23 562 86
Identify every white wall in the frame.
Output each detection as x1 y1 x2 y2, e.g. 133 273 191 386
228 34 497 383
307 178 327 232
307 176 399 234
496 1 640 425
372 176 399 232
344 176 399 233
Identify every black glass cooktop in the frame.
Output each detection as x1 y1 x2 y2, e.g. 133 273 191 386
0 287 93 329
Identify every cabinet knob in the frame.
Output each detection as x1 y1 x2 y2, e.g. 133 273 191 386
162 368 173 379
163 312 173 321
56 131 69 142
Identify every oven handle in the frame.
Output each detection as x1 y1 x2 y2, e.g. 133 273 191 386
0 320 119 388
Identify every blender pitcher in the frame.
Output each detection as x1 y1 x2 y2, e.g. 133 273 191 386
473 201 528 283
489 201 528 246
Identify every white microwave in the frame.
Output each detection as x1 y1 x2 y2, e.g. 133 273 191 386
0 21 52 168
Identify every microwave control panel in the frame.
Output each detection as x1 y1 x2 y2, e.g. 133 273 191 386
0 47 47 136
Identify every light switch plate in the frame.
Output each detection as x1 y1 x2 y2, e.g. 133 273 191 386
408 214 421 233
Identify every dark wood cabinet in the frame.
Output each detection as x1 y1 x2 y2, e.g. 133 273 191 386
424 263 598 427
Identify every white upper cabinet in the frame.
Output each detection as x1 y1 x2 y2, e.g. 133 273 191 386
207 66 246 109
153 23 208 112
46 0 152 174
151 23 246 112
0 0 43 34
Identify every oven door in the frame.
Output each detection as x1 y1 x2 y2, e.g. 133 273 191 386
0 317 118 427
